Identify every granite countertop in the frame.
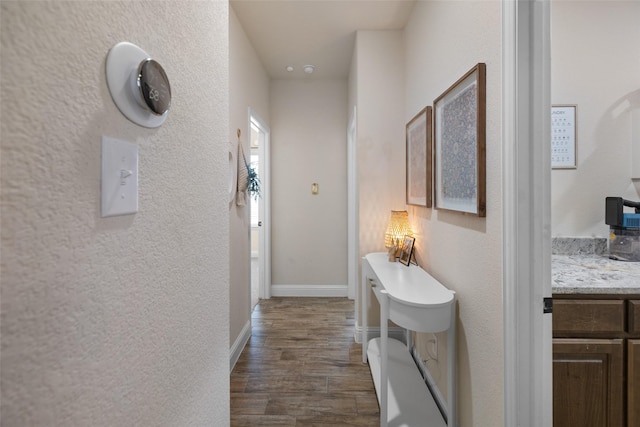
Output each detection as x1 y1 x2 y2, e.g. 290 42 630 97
552 254 640 295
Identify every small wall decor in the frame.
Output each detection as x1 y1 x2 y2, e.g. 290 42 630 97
434 63 486 217
399 236 415 266
406 106 432 207
551 105 577 169
236 129 248 206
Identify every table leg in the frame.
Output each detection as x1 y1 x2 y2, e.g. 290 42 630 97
362 268 368 364
380 289 389 427
447 296 457 427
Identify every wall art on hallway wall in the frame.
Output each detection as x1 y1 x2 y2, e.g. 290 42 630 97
406 106 432 207
434 62 486 217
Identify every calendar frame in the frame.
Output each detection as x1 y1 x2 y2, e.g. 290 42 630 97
551 105 577 169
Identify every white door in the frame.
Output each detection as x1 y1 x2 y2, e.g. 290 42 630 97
249 109 271 304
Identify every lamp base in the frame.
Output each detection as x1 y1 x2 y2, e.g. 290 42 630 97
387 245 398 262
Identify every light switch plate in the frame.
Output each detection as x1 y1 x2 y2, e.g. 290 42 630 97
101 136 138 217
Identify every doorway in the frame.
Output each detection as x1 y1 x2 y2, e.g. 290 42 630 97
249 109 270 309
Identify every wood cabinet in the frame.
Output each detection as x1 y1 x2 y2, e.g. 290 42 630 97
553 296 640 427
629 301 640 335
630 301 640 427
630 339 640 427
553 339 624 427
553 299 625 337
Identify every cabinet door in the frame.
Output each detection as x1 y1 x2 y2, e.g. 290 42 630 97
553 339 624 427
630 340 640 427
629 301 640 337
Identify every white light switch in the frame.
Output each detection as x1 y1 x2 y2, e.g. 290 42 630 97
101 136 138 217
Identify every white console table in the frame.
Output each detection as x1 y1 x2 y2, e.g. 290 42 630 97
361 252 456 427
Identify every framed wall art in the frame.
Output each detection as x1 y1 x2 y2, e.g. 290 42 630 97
434 63 486 217
406 106 432 207
551 105 577 169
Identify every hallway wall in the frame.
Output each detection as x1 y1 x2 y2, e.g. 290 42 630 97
350 30 406 325
404 2 503 426
229 7 270 352
551 0 640 237
269 79 348 293
352 31 407 257
1 2 230 425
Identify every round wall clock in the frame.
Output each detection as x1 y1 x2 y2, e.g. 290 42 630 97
106 42 171 128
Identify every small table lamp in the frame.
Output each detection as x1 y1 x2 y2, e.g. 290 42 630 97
384 210 413 261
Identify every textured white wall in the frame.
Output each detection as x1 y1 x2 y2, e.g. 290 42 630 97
354 31 406 256
270 79 348 287
1 2 229 426
351 30 406 325
229 8 269 348
551 1 640 237
404 2 503 426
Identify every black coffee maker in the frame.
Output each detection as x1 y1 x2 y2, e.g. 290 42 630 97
605 197 640 261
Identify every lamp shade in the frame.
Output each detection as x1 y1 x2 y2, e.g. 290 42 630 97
384 210 413 248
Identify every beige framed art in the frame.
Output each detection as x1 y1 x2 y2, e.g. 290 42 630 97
406 106 432 207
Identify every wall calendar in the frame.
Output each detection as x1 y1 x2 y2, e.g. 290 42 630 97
551 105 577 169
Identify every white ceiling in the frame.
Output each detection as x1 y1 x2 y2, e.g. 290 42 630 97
231 0 416 80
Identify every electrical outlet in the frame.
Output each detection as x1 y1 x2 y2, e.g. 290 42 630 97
426 335 438 360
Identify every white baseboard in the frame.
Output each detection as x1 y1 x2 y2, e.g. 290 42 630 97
229 320 251 372
353 323 407 344
270 284 348 297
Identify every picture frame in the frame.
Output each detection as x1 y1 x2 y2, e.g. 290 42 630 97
399 236 415 266
551 105 577 169
434 63 486 217
406 106 432 207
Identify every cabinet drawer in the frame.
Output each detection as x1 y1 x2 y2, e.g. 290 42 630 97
553 299 625 336
630 301 640 337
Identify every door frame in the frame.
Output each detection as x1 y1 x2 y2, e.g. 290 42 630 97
347 106 358 300
502 0 553 425
249 108 271 300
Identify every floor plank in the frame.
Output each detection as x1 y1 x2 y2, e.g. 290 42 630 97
230 297 380 426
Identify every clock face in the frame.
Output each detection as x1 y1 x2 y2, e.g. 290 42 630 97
137 59 171 116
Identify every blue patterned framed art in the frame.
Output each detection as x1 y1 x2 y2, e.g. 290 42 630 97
434 63 486 217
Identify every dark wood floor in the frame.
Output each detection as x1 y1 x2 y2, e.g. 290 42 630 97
230 297 380 426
